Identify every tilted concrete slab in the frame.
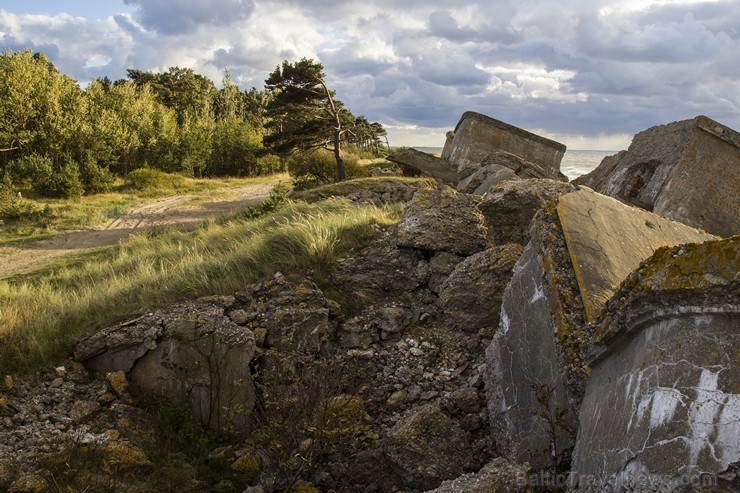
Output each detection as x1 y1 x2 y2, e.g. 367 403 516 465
446 111 566 179
485 187 720 471
575 115 739 237
387 148 460 184
557 187 717 321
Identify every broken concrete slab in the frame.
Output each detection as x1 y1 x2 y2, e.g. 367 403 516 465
570 237 739 491
478 178 575 246
484 188 721 471
558 187 717 322
396 188 491 255
575 115 739 237
446 111 566 179
75 297 257 433
387 148 460 184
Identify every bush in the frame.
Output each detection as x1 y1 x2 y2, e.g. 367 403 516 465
80 153 115 194
34 158 84 198
0 174 50 222
287 150 363 190
7 154 53 186
126 168 186 191
125 168 166 191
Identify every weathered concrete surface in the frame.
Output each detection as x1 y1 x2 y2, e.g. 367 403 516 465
396 188 490 255
485 205 585 471
485 189 720 471
75 297 257 433
387 148 460 184
438 244 524 333
478 179 575 246
570 238 739 491
575 116 739 237
446 111 566 179
558 187 717 321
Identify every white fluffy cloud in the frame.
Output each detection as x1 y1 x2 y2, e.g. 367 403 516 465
1 0 738 148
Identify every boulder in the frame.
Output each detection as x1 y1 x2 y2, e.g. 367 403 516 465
396 188 490 255
383 404 473 490
229 273 335 354
428 251 465 294
424 458 531 493
485 188 717 471
478 179 575 246
75 297 257 433
332 231 429 298
438 244 524 333
574 115 739 237
445 111 566 179
570 237 740 491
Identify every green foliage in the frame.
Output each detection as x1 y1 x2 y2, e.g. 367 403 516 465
125 168 170 191
27 157 85 199
79 152 115 194
0 174 47 221
287 150 364 190
242 183 289 219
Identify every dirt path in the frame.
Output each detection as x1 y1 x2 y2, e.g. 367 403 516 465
0 184 273 278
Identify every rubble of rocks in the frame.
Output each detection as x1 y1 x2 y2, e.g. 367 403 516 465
3 113 738 493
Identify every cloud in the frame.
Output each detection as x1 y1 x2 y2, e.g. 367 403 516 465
0 0 738 149
122 0 255 35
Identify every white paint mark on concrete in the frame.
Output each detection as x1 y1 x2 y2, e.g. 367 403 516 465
649 387 685 429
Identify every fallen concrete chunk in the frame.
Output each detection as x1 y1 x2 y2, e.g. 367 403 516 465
558 187 717 322
76 297 257 433
446 111 566 179
485 188 718 471
438 244 523 333
383 404 473 490
575 115 739 237
478 179 575 246
570 237 739 491
396 188 490 255
387 148 460 184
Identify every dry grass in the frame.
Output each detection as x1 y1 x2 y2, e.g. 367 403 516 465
0 197 402 374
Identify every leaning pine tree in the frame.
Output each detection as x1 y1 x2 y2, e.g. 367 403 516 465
264 58 352 181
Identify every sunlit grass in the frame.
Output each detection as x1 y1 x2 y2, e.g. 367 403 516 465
0 197 402 374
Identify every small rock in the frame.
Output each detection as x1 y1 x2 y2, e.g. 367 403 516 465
228 309 250 324
409 347 424 357
387 390 408 408
54 366 66 377
50 378 63 388
105 371 127 397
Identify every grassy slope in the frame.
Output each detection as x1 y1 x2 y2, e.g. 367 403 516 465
0 193 403 374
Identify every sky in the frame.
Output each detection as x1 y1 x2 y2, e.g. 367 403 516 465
1 0 738 150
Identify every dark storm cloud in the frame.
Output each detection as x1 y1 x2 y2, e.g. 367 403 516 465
123 0 255 34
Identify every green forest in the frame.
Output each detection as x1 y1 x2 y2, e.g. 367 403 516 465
0 50 389 203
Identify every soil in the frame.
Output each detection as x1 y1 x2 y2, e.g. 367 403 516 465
0 184 273 278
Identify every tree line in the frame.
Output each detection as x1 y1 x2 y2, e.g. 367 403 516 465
0 49 388 199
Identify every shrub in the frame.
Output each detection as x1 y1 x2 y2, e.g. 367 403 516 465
80 153 115 194
125 168 166 191
287 150 364 190
7 154 53 186
34 158 84 199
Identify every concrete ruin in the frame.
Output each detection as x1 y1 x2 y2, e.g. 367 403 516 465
388 111 566 193
575 115 739 238
445 111 566 180
485 187 716 471
570 237 739 491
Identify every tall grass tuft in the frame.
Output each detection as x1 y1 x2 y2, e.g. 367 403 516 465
0 198 402 374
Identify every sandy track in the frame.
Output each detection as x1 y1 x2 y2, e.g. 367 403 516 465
0 184 273 278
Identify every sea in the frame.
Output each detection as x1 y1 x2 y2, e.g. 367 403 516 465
413 148 616 180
